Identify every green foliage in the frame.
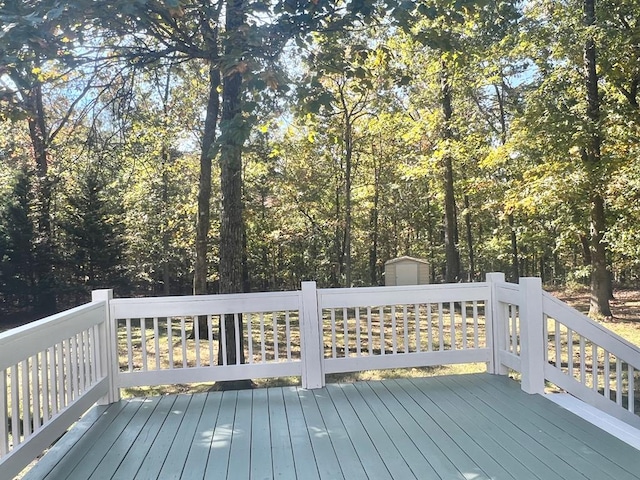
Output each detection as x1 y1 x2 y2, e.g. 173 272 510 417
59 167 127 295
0 168 37 309
4 0 640 319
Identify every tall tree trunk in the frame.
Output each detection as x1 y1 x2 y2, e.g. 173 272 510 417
369 149 380 286
344 116 353 287
218 0 248 375
161 65 172 296
583 0 612 318
161 161 171 296
26 78 56 313
441 60 460 283
194 62 221 297
193 61 221 339
332 177 342 288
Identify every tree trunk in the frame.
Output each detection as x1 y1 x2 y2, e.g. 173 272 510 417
332 176 342 288
441 60 460 283
193 61 221 339
589 193 612 316
344 116 353 287
583 0 612 318
194 62 221 297
26 79 56 313
161 67 172 296
218 0 248 374
369 150 380 286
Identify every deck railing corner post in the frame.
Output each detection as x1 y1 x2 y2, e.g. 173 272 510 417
92 289 120 404
300 281 325 389
519 277 546 394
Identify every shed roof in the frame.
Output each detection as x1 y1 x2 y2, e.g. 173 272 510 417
384 256 429 266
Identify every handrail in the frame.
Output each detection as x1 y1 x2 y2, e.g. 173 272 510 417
0 302 110 480
492 279 640 428
4 275 640 478
542 293 640 365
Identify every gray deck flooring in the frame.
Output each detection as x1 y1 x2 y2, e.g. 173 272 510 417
23 374 640 480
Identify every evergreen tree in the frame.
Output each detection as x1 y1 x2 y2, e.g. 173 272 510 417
60 167 127 297
0 168 37 311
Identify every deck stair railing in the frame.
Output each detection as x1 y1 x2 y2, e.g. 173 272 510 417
490 272 640 429
1 274 640 478
0 295 111 480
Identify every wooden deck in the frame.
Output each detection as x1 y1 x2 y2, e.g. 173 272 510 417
23 374 640 480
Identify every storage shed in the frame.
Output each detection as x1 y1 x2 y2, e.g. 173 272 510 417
384 256 430 286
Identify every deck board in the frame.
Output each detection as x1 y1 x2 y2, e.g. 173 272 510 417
250 388 273 480
158 393 208 480
281 387 319 480
485 375 640 479
181 392 223 479
23 374 640 480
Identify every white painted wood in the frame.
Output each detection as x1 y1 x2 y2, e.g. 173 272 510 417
117 363 303 388
180 316 187 367
0 302 106 371
486 272 506 375
519 277 545 394
544 366 640 429
110 290 301 318
543 293 640 366
391 305 397 354
494 286 520 305
300 282 324 389
461 301 467 350
324 348 492 374
546 393 640 451
317 283 489 309
498 350 521 372
92 289 118 404
542 290 640 425
629 365 635 413
437 303 444 351
0 377 109 480
0 372 7 456
285 311 292 361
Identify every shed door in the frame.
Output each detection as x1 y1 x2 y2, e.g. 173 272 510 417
395 262 418 285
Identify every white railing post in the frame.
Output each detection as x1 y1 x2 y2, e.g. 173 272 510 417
92 289 120 404
300 282 325 389
519 277 546 394
486 272 507 375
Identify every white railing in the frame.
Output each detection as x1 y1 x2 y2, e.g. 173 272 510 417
107 281 496 392
491 273 640 429
3 274 640 477
317 283 492 376
0 298 110 480
543 293 640 428
110 290 304 393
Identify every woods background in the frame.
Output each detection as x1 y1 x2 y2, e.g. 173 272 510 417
1 0 639 321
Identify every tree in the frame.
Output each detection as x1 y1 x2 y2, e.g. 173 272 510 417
1 0 118 312
0 167 37 310
582 0 612 317
60 167 126 297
